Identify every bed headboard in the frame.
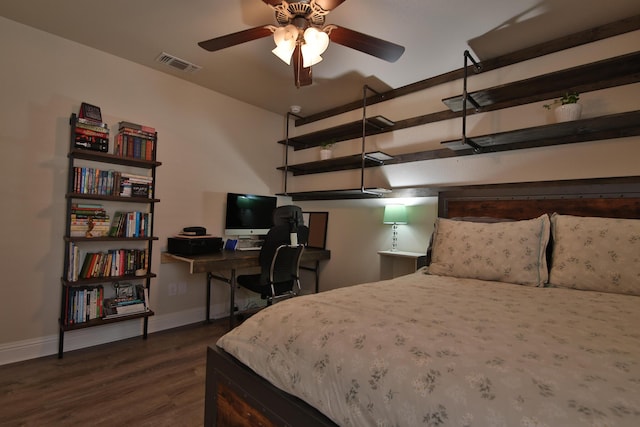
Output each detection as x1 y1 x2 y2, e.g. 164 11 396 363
438 176 640 220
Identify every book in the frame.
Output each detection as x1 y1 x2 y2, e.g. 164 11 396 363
77 116 108 129
118 120 156 135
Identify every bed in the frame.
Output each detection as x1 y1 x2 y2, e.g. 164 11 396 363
205 176 640 427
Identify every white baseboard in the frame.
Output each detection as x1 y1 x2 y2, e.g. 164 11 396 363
0 304 229 366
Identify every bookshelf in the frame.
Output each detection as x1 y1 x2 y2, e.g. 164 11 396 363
58 112 161 358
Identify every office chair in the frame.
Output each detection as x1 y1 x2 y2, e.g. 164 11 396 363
237 205 308 305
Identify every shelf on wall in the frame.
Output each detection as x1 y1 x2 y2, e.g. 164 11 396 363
278 111 640 179
278 152 393 176
441 110 640 152
277 115 395 151
442 51 640 113
279 188 392 201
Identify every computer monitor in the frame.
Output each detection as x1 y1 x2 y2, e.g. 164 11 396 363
224 193 277 237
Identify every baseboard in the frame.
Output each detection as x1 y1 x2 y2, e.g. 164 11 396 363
0 305 229 366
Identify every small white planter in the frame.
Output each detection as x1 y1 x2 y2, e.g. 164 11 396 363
555 103 582 122
320 148 332 160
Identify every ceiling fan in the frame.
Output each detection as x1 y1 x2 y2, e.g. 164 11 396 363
198 0 405 87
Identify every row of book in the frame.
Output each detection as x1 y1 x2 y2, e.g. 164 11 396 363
68 245 149 281
114 121 156 161
109 211 152 238
67 204 151 238
62 283 150 325
63 285 104 325
72 167 153 198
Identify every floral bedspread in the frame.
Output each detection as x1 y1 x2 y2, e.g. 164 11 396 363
217 271 640 427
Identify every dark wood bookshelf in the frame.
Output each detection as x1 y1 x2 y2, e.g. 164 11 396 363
69 148 161 168
66 192 160 204
60 310 155 332
59 113 160 357
61 273 158 287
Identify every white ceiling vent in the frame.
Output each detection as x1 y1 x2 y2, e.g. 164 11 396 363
156 52 202 73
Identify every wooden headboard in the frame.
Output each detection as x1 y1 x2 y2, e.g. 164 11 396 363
438 176 640 220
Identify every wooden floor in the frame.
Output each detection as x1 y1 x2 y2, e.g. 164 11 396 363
0 319 229 426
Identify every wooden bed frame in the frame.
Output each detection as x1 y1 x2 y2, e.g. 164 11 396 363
204 175 640 427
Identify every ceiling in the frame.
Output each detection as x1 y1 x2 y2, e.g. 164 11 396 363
2 0 639 116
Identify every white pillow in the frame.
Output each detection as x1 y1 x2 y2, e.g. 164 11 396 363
549 213 640 295
428 214 550 286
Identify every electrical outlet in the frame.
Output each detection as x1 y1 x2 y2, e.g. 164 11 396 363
178 282 187 295
168 283 177 296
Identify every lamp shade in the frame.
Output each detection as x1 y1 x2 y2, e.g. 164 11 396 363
301 27 329 67
383 205 407 224
272 24 298 65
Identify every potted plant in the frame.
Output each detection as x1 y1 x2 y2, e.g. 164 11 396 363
319 141 335 160
543 92 581 122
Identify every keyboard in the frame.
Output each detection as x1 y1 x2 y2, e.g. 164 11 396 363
236 246 261 251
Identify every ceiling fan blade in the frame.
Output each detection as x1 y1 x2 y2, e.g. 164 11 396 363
329 26 405 62
315 0 348 11
262 0 346 9
198 26 272 52
292 45 313 87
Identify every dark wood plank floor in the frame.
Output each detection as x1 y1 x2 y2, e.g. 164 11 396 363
0 319 228 427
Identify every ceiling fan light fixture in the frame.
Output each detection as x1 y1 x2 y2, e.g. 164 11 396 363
301 45 323 67
272 24 298 64
272 41 296 65
301 27 329 68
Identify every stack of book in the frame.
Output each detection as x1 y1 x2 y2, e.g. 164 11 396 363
63 285 104 325
103 284 149 318
70 203 110 237
118 172 153 198
114 121 156 161
74 103 109 152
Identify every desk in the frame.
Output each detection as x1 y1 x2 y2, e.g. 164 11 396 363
378 250 425 280
162 248 331 328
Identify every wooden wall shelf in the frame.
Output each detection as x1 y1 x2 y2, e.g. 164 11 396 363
280 110 640 181
442 110 640 152
277 19 640 200
442 52 640 113
277 116 395 151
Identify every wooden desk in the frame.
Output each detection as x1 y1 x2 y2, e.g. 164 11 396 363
162 248 331 328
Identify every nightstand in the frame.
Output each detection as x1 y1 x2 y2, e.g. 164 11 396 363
378 250 425 280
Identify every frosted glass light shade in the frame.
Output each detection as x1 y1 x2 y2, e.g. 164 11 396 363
301 27 329 67
272 24 298 65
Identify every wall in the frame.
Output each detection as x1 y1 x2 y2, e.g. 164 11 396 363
0 17 284 364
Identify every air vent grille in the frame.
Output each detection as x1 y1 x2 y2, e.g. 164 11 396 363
155 52 202 73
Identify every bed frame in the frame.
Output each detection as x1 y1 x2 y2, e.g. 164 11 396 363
204 175 640 427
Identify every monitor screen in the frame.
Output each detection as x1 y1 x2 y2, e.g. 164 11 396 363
224 193 277 237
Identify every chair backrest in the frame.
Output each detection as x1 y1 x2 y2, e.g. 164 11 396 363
269 244 305 286
272 205 304 227
258 223 309 275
